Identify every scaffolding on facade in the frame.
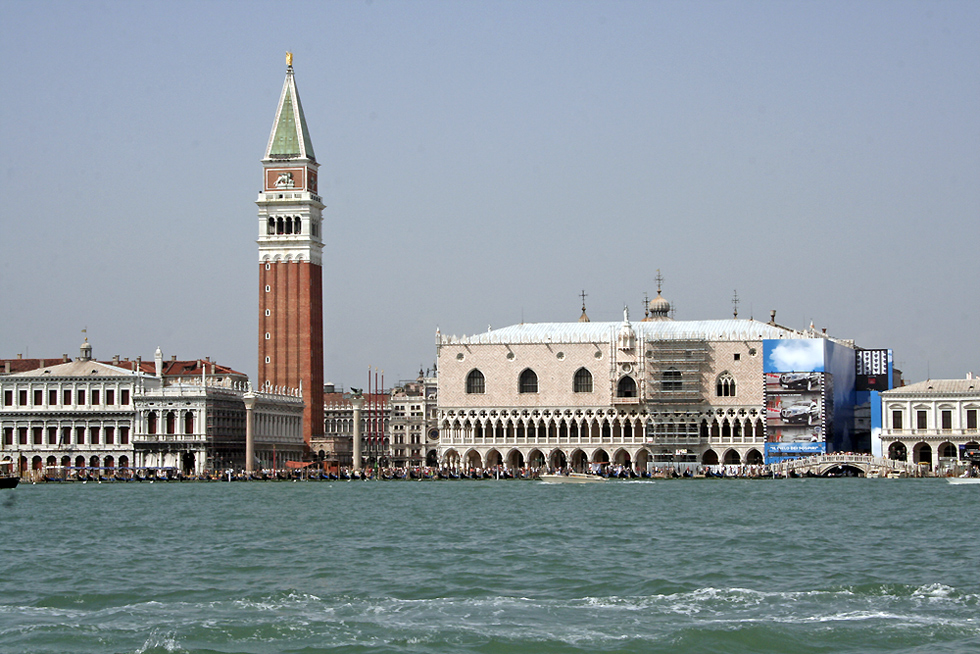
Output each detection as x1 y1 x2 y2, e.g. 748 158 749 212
645 340 710 404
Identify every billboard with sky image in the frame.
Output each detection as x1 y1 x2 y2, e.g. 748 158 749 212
763 339 856 462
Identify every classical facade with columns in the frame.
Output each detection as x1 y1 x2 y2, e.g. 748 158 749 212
133 382 304 473
436 291 834 472
880 376 980 472
134 356 304 474
0 341 304 477
1 340 152 477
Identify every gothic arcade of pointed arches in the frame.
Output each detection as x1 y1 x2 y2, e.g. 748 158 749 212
439 407 768 471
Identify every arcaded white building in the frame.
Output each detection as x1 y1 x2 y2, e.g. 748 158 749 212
134 382 304 474
436 293 827 472
0 341 155 476
880 376 980 471
1 342 305 477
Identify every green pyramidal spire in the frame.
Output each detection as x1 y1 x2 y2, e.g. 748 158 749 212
265 55 316 162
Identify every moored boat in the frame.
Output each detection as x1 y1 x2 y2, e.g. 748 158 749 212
539 472 606 483
947 477 980 485
0 459 18 488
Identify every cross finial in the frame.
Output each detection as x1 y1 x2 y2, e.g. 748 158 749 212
655 269 664 294
578 290 591 322
732 289 740 319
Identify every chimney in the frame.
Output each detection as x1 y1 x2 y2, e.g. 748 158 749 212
17 354 22 359
171 355 176 362
39 359 45 368
769 310 776 325
62 354 69 363
112 355 119 365
3 362 9 374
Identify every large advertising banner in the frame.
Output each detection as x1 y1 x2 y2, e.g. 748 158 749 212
762 337 858 460
765 372 827 443
763 340 830 464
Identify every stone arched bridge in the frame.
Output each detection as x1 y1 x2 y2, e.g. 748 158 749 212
770 453 923 478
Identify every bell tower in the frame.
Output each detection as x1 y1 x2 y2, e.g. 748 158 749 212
256 53 324 445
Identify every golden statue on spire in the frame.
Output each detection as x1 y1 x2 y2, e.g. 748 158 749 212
286 51 293 67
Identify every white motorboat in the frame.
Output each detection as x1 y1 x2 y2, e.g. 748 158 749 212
538 472 607 483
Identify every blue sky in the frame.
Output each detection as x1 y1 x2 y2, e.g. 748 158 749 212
1 0 977 386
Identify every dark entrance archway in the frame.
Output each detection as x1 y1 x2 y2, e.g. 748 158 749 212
888 441 908 461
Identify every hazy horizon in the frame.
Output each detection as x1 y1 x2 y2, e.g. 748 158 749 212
2 1 977 387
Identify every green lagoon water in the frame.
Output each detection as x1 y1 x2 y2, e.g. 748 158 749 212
1 478 977 653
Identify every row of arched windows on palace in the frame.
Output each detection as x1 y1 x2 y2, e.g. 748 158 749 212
466 368 597 395
465 368 736 397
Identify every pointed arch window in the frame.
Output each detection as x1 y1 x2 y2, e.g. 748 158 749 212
716 372 736 397
662 368 682 392
617 376 637 398
466 369 485 394
573 368 593 393
519 369 538 394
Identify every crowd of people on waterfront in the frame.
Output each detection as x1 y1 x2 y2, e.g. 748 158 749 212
27 462 787 483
